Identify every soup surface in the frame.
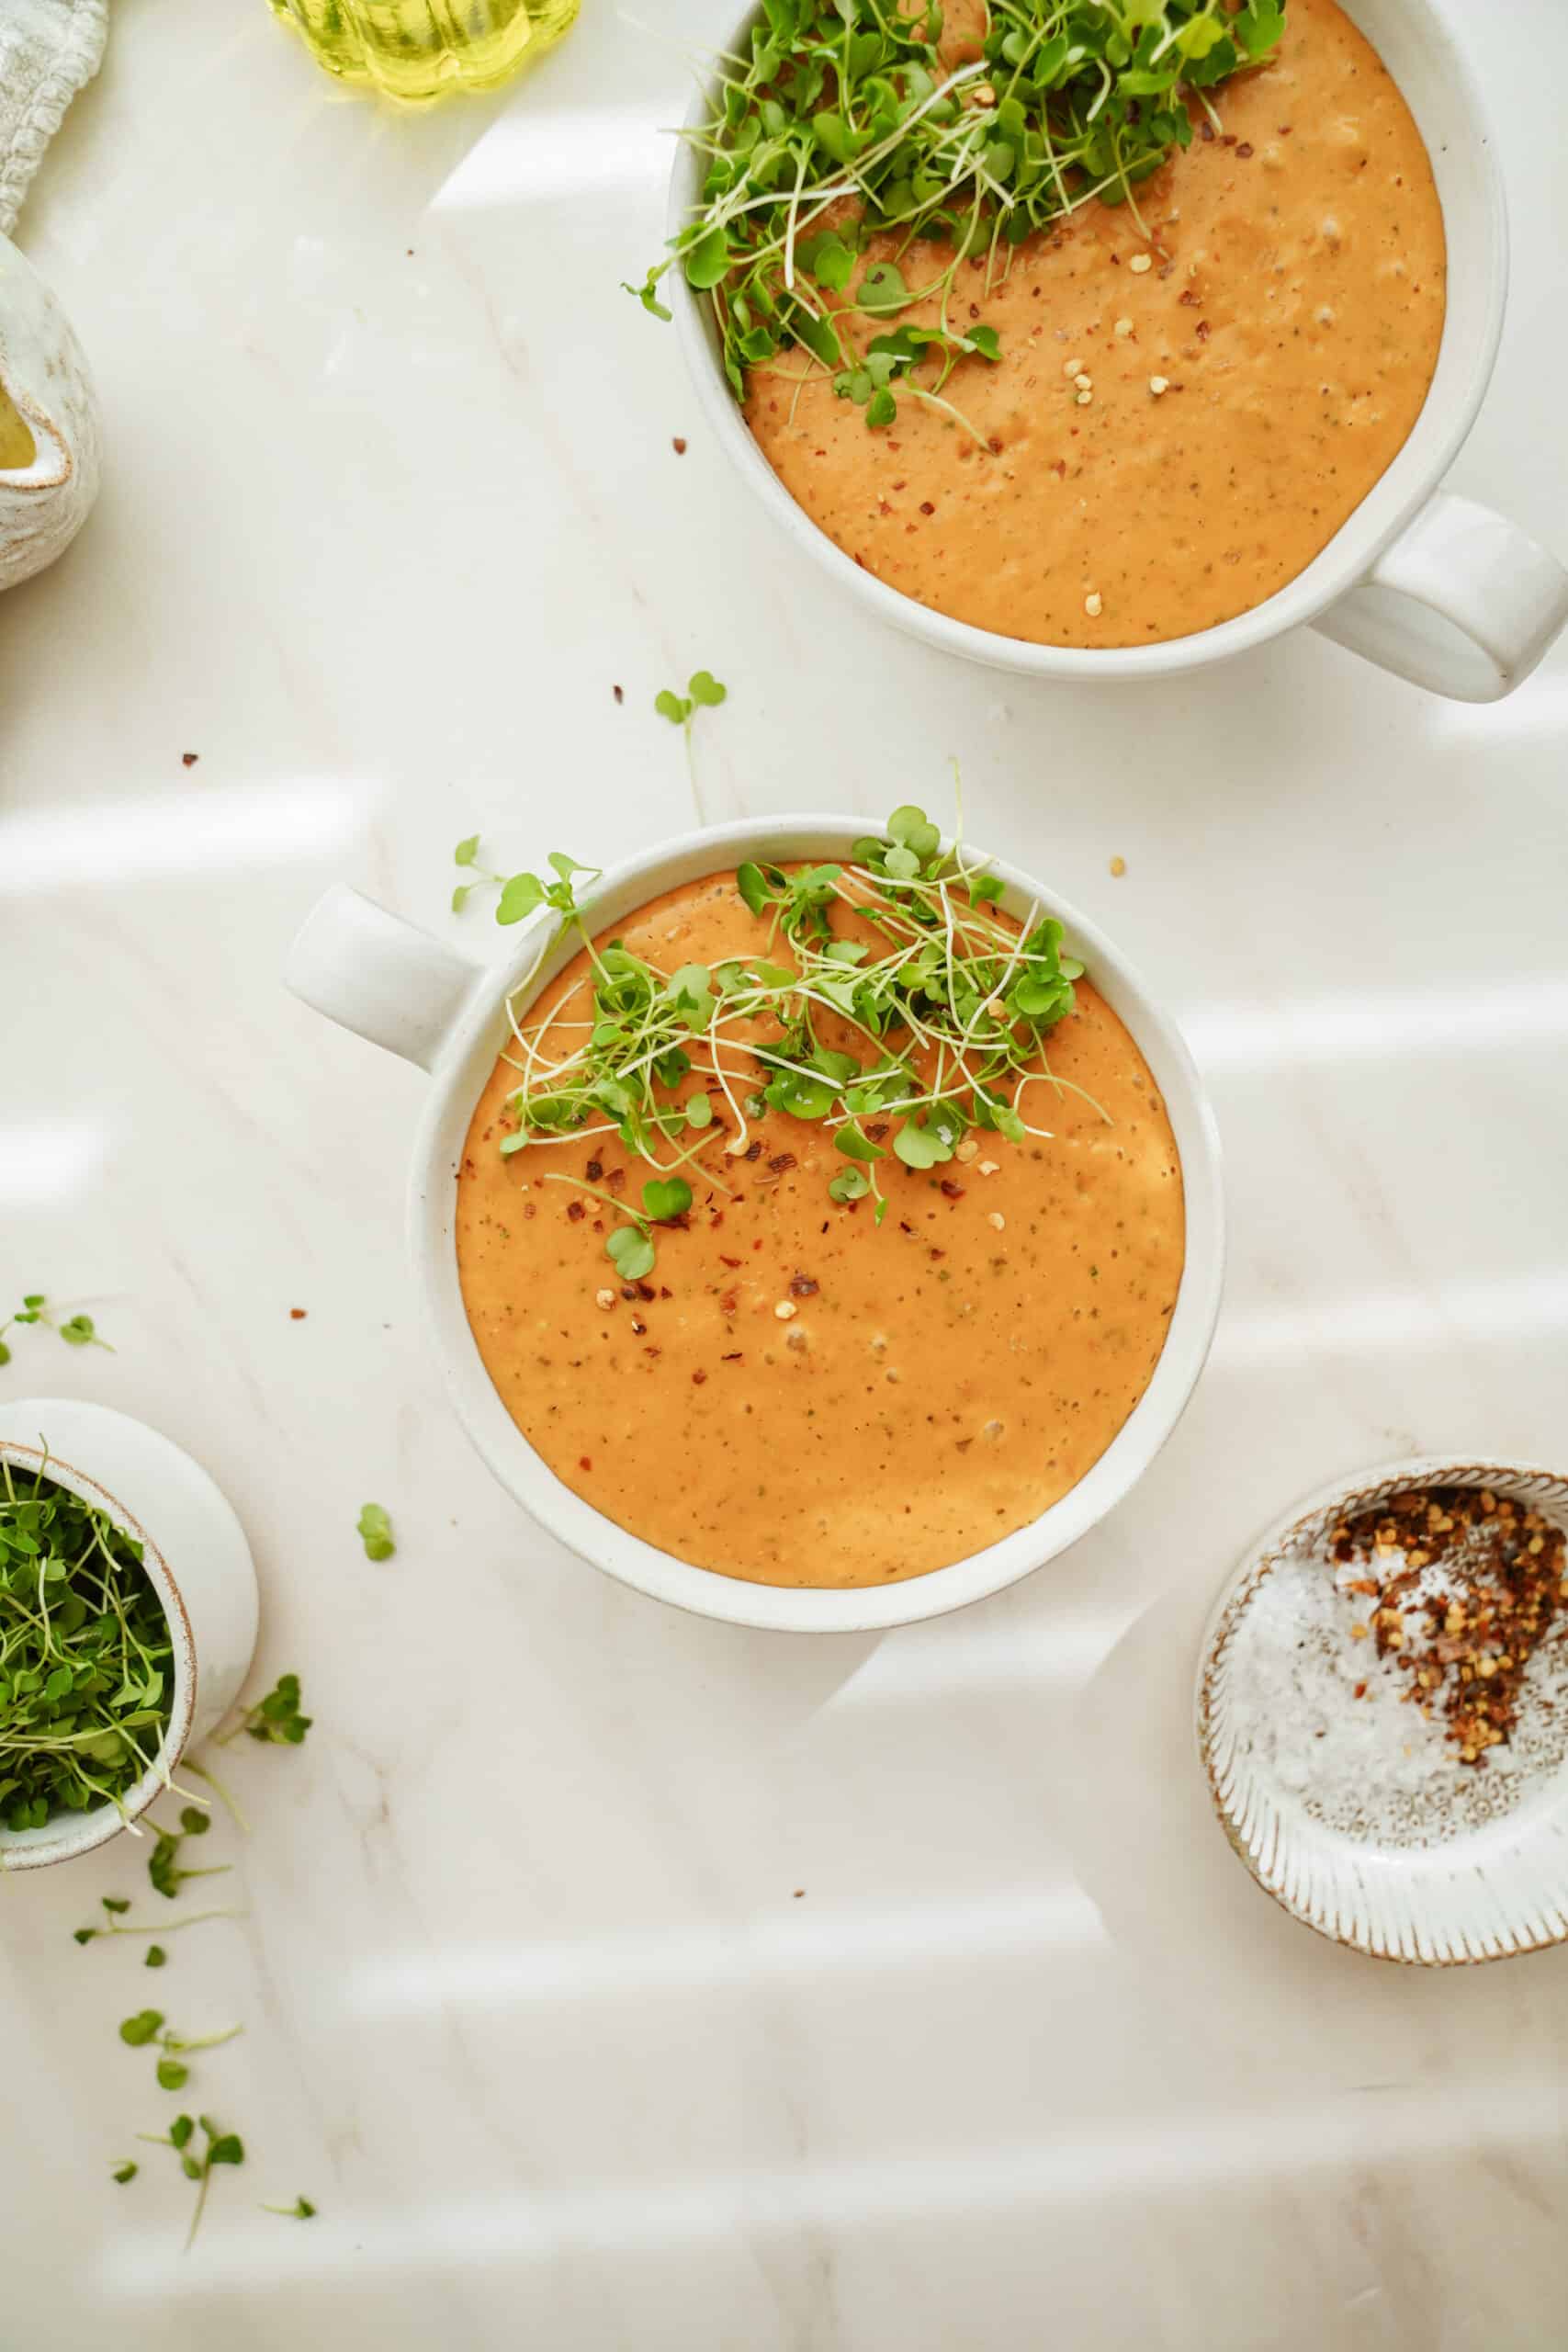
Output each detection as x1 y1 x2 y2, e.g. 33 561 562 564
743 0 1446 649
456 871 1186 1589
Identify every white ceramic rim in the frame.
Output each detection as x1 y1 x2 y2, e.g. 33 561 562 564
409 811 1226 1632
0 1439 195 1871
1195 1453 1568 1965
667 0 1508 682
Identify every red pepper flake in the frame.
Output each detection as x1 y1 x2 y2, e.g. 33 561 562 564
586 1159 604 1182
719 1255 743 1269
612 685 623 706
767 1152 797 1176
181 752 199 768
1179 288 1198 305
919 501 935 516
567 1200 585 1222
635 1282 656 1302
940 1180 965 1199
1200 119 1215 141
692 1369 707 1385
1235 141 1254 159
866 1122 889 1141
606 1169 625 1193
1196 320 1211 342
721 1351 743 1363
789 1272 818 1298
719 1292 738 1315
672 436 688 454
744 1140 763 1162
660 1285 673 1300
580 1456 592 1471
621 1285 639 1302
288 1307 307 1320
929 1248 945 1261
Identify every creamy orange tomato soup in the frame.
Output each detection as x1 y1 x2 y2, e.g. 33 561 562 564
744 0 1446 649
456 873 1185 1589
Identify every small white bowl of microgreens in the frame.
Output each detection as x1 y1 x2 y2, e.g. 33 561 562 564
0 1399 258 1870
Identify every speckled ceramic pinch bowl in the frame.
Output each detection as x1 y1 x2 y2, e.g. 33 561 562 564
1198 1456 1568 1964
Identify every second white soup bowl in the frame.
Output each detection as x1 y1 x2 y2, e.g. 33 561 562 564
669 0 1568 703
287 818 1224 1634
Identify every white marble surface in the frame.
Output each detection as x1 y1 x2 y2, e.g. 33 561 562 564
3 2 1567 2344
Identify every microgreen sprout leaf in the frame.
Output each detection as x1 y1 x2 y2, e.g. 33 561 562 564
356 1503 396 1563
490 791 1089 1234
112 2161 139 2185
262 2196 318 2219
605 1226 656 1283
639 3 1280 423
216 1672 310 1748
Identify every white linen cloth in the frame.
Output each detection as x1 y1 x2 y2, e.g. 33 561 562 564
0 0 107 235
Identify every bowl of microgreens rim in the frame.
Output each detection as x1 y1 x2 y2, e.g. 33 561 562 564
0 1399 259 1869
1199 1457 1568 1964
288 808 1224 1634
646 0 1568 702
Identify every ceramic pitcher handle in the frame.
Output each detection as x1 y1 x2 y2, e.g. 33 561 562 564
285 885 482 1072
1313 490 1568 704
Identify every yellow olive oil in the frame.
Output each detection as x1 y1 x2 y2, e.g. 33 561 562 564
0 382 37 473
267 0 580 104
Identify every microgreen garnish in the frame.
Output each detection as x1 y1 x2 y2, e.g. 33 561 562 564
483 799 1088 1235
215 1672 310 1748
0 1294 112 1364
0 1458 171 1833
111 2160 138 2185
261 2195 318 2220
118 2008 243 2092
75 1899 243 1946
453 839 604 923
655 669 728 732
147 1804 230 1902
356 1503 395 1562
636 0 1284 427
655 671 728 818
136 2113 244 2251
145 1944 167 1968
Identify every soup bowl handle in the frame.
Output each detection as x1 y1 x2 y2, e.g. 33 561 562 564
285 885 484 1073
1312 490 1568 705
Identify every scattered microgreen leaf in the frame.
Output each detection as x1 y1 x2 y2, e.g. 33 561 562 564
215 1672 311 1749
75 1895 242 1947
137 2113 246 2250
146 1804 229 1902
0 1292 114 1365
111 2161 138 2185
356 1503 395 1563
261 2196 318 2220
637 1 1284 423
